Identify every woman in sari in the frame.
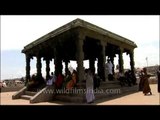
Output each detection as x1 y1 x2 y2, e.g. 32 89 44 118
55 73 64 89
66 70 77 89
138 70 145 91
142 68 152 95
85 69 95 103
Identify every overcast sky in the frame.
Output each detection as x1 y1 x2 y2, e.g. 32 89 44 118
1 15 159 79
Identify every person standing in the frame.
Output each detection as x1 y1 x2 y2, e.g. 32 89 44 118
138 69 145 91
85 69 95 104
106 59 113 81
46 72 57 86
142 68 152 95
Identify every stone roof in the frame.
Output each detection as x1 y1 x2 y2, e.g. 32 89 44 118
22 18 137 53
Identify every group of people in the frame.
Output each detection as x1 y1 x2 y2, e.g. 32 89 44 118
46 70 77 90
106 58 137 87
46 68 96 104
116 70 137 87
27 74 46 91
27 63 160 103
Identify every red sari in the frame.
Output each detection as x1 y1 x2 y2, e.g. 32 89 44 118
66 73 77 89
55 74 64 89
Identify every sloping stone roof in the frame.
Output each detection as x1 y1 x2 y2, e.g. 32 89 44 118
22 18 137 53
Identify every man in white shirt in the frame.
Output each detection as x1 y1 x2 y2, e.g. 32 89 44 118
106 59 113 80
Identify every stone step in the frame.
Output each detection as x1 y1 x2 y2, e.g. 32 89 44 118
21 95 32 100
25 91 37 96
54 85 138 103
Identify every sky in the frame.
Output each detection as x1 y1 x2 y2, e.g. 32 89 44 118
1 15 159 80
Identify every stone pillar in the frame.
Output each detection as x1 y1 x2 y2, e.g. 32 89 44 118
36 55 42 78
101 42 106 81
76 34 84 83
118 47 124 73
129 50 135 75
54 48 62 76
110 56 115 75
54 48 57 76
97 57 101 77
98 41 106 81
64 60 69 75
129 49 137 85
46 58 50 79
89 57 95 74
59 59 63 75
25 54 30 85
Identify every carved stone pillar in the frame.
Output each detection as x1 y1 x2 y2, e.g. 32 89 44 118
54 48 57 76
64 60 69 75
36 55 42 78
118 47 124 73
97 56 101 78
25 54 30 85
76 34 84 83
98 41 106 81
89 57 95 74
129 50 135 75
54 47 62 76
110 56 115 75
46 58 50 79
101 42 106 81
59 59 63 75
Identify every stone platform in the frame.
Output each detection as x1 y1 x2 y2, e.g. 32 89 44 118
54 81 138 103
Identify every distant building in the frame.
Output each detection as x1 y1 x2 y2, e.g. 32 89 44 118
135 65 159 75
146 65 159 75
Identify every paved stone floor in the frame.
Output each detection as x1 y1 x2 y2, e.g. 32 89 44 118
0 84 159 105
